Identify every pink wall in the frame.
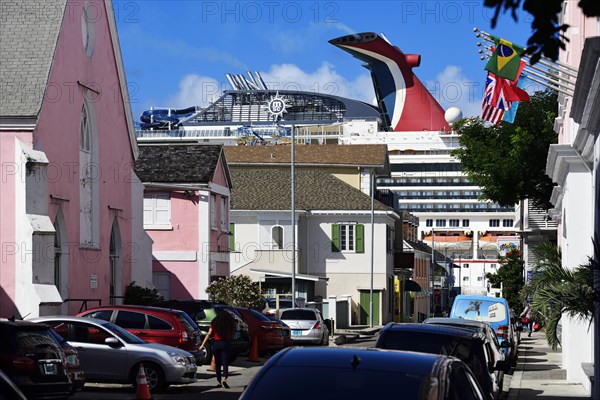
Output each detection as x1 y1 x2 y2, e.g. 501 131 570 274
33 0 134 312
147 192 200 251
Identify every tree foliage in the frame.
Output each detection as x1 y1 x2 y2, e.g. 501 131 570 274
205 275 263 310
522 242 598 350
486 245 525 311
452 90 558 209
124 281 164 305
483 0 600 63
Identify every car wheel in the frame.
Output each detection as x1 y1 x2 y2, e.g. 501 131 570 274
131 362 165 393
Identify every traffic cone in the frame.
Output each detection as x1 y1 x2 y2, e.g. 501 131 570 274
247 336 259 362
135 363 152 400
208 355 216 371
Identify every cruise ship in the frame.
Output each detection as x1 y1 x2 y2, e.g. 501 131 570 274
136 32 546 296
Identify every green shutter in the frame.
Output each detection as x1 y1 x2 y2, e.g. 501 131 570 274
355 224 365 253
331 224 340 252
229 223 235 251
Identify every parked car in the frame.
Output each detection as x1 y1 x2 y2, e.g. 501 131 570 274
30 316 197 393
423 317 511 398
77 305 203 363
509 308 523 345
0 320 72 399
279 308 329 345
153 300 250 364
48 329 85 393
261 297 298 316
264 314 293 348
449 295 518 366
234 307 291 354
375 323 509 400
239 347 486 400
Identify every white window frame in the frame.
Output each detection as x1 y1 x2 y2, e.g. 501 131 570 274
340 223 355 252
144 193 172 230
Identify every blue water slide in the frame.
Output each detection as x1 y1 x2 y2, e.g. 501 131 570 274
139 107 198 130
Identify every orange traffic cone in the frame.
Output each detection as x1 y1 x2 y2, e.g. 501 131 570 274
135 363 152 400
208 355 216 371
247 336 259 362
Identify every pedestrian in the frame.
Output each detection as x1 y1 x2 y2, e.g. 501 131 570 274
199 309 237 388
520 302 534 337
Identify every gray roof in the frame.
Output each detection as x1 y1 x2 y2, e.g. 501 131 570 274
135 144 226 185
230 166 393 212
0 1 67 117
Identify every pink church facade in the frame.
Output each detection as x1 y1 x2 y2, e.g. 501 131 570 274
0 0 152 318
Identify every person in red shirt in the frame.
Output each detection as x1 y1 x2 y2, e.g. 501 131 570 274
199 310 236 388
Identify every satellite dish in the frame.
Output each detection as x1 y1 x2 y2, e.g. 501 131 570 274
445 107 463 124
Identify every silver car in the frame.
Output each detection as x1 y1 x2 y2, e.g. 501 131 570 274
29 316 197 392
279 308 329 345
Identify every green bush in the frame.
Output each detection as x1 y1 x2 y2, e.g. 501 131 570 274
206 275 263 310
123 281 164 305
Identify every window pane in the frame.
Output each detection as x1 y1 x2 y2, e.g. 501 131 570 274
115 311 146 329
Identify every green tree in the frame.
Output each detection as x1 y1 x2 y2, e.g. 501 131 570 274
206 275 263 310
486 245 525 311
452 90 558 209
484 0 600 63
124 281 164 305
523 242 598 349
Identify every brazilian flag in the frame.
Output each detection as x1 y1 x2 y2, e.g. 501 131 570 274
485 36 524 81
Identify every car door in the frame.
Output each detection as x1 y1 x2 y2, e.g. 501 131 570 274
54 321 128 381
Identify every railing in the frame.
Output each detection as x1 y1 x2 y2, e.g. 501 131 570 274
63 298 102 313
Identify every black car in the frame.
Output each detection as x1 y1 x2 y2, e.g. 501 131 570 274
154 300 251 364
375 323 509 400
239 346 486 400
0 320 71 399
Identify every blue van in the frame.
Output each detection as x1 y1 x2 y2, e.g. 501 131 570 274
450 295 518 366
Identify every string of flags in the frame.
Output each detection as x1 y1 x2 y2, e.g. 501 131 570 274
474 28 578 126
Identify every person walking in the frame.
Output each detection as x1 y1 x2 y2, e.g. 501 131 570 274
199 310 237 388
520 302 534 337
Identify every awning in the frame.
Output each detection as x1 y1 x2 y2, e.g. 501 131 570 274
403 280 422 292
250 269 329 282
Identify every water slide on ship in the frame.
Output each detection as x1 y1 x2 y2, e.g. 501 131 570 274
139 106 199 130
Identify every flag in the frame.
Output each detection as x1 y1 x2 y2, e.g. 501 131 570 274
481 74 505 125
485 36 524 81
503 73 529 123
484 61 530 109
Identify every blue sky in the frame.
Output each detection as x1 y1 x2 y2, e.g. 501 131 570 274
113 1 538 120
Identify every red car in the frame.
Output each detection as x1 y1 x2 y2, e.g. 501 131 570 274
234 307 292 355
78 305 203 362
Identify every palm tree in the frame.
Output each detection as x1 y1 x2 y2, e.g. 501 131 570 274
525 242 598 349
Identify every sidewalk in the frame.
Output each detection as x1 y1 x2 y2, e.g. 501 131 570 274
507 332 590 399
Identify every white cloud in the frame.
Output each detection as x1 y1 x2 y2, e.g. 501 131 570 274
426 65 484 118
164 74 225 108
259 62 375 103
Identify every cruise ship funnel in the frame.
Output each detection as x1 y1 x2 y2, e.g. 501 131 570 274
329 32 451 132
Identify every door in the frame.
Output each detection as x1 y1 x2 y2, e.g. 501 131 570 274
359 290 380 326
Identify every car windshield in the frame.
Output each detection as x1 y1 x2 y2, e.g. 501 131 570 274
379 331 476 368
245 366 426 399
453 299 508 323
280 310 317 320
101 322 145 344
15 329 63 358
246 308 271 322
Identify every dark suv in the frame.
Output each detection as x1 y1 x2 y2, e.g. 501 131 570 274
0 320 72 399
376 323 509 400
78 305 202 363
154 300 250 364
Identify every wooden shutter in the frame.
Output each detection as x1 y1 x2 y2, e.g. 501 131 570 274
355 224 365 253
331 224 340 252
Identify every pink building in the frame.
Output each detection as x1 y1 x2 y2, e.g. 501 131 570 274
0 0 152 318
135 143 232 300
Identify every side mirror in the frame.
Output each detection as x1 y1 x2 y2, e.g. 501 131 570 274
499 340 510 348
495 360 511 373
105 337 123 348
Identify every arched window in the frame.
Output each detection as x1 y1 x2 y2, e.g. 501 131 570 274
79 99 98 246
53 221 61 292
272 226 284 249
81 2 96 57
109 219 122 305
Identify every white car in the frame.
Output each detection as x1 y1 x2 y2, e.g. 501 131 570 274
29 316 197 392
279 308 329 345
